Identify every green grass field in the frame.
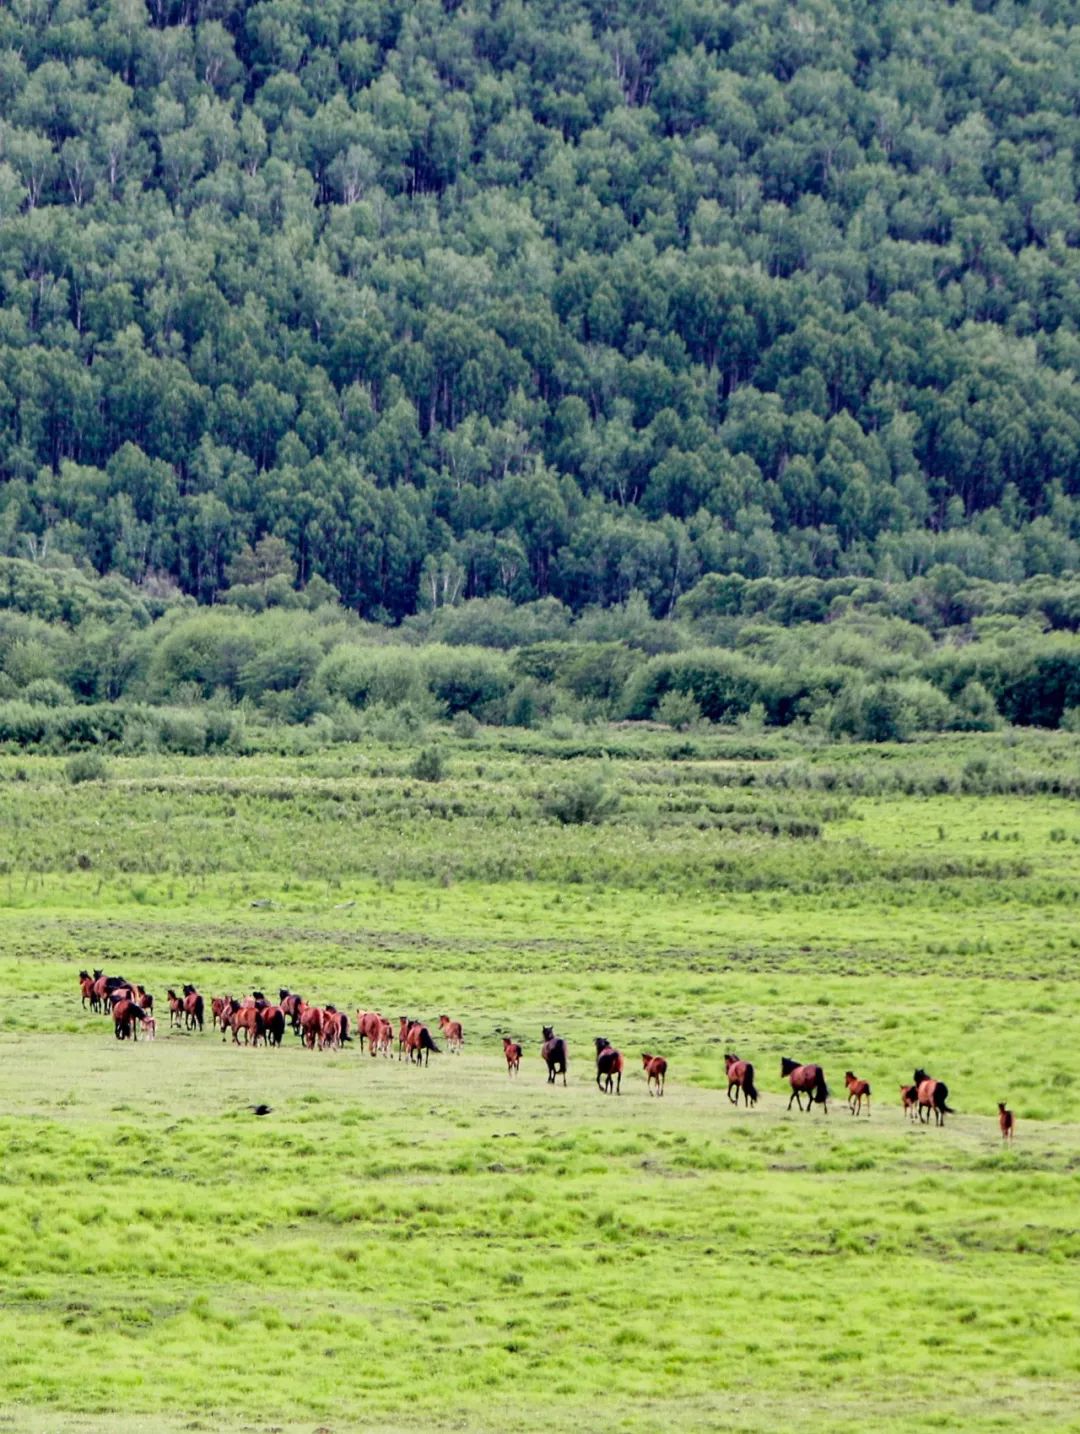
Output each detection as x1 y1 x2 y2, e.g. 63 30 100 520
1 730 1078 1432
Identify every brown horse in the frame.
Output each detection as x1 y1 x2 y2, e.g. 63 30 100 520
182 985 204 1032
438 1015 464 1053
405 1021 440 1066
998 1102 1015 1141
397 1016 411 1060
321 1009 345 1050
844 1071 871 1116
502 1037 523 1076
112 998 145 1041
279 990 303 1036
298 1003 324 1049
79 970 97 1010
541 1026 568 1085
781 1057 829 1113
258 1005 285 1047
900 1084 919 1120
231 1005 260 1046
724 1053 758 1106
166 989 185 1029
594 1037 623 1095
641 1053 667 1096
356 1010 380 1054
141 1014 156 1041
913 1069 954 1126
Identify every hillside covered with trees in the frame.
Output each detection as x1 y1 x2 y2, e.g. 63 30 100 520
0 0 1078 744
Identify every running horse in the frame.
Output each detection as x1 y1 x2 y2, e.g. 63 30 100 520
438 1015 464 1053
641 1052 667 1096
594 1037 623 1095
724 1053 758 1107
913 1069 954 1126
502 1037 523 1076
541 1026 568 1085
844 1071 871 1116
781 1057 829 1113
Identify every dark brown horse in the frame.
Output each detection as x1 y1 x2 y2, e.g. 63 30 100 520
594 1037 623 1095
781 1057 829 1113
182 985 204 1032
641 1052 667 1096
844 1071 871 1116
503 1037 523 1076
724 1053 758 1106
541 1026 568 1085
998 1102 1015 1141
913 1069 953 1126
405 1021 440 1066
112 998 145 1041
257 1005 285 1047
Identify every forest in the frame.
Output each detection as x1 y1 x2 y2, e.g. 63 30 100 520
0 0 1078 740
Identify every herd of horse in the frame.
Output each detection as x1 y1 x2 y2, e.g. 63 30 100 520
78 968 1012 1134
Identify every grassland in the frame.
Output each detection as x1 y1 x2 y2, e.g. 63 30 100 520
0 728 1078 1432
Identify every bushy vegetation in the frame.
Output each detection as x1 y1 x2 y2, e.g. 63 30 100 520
0 0 1076 627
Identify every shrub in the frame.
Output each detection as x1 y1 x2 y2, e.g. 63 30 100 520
23 678 70 707
66 751 108 784
656 690 702 731
543 767 620 825
410 745 446 782
452 710 481 739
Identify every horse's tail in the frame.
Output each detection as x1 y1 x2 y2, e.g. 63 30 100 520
936 1082 953 1112
743 1064 758 1102
814 1069 829 1104
421 1028 440 1053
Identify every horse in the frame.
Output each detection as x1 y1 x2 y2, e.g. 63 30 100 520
296 1003 323 1049
405 1021 440 1066
230 1005 260 1046
257 1005 285 1048
166 989 185 1029
78 970 97 1010
182 985 204 1032
141 1014 157 1042
438 1015 464 1053
998 1102 1015 1142
900 1084 919 1120
321 1009 345 1050
844 1071 871 1116
781 1057 829 1113
502 1037 522 1076
541 1026 568 1086
641 1052 667 1096
397 1016 412 1060
724 1053 758 1106
594 1037 623 1095
279 990 303 1036
375 1016 394 1057
913 1069 954 1126
112 998 145 1041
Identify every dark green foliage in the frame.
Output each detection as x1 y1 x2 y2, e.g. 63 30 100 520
410 746 446 783
0 0 1075 628
543 768 621 826
65 751 107 784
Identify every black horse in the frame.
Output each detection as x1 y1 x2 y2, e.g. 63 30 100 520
541 1025 568 1085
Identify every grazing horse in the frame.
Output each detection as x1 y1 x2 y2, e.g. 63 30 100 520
405 1021 440 1066
166 989 185 1029
182 985 204 1032
913 1069 954 1126
541 1026 568 1086
900 1084 919 1120
781 1057 829 1113
438 1015 464 1053
112 998 145 1041
724 1053 758 1107
998 1102 1015 1142
502 1037 523 1076
641 1052 667 1096
279 990 303 1036
594 1037 623 1095
844 1071 871 1116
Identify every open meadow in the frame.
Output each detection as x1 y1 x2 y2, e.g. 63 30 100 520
1 727 1078 1433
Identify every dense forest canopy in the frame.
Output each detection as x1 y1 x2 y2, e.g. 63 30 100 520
0 0 1077 627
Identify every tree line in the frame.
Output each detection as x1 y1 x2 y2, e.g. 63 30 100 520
0 0 1077 623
